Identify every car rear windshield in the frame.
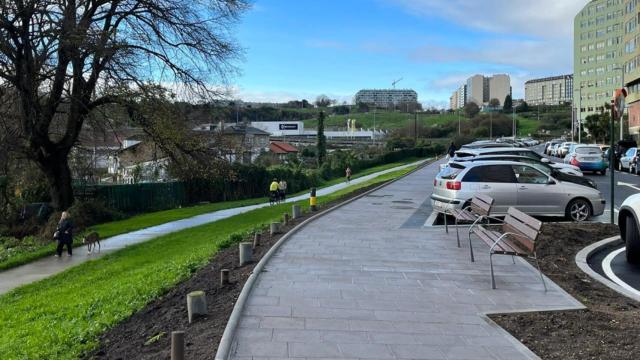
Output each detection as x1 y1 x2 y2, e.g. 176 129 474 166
454 151 475 158
576 147 602 155
438 163 465 179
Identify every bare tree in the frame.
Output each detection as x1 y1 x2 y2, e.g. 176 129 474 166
0 0 248 210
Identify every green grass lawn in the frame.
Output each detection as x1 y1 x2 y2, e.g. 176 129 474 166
0 165 417 359
0 158 425 272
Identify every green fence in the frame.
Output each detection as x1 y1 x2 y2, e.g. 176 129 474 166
74 146 445 214
75 182 186 213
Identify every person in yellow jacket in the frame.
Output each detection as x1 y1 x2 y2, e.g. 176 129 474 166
269 179 279 205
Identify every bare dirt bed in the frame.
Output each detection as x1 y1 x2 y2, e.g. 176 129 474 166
490 223 640 360
86 185 378 360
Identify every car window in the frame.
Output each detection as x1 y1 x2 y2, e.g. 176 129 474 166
512 165 549 184
530 163 551 174
438 163 465 179
576 147 602 155
463 165 516 183
625 148 635 157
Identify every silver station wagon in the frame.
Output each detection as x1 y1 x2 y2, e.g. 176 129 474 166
431 161 605 222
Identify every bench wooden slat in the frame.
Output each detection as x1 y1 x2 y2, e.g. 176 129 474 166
501 208 541 242
507 207 542 231
502 224 535 252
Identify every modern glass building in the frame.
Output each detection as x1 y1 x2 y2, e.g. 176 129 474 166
573 0 625 123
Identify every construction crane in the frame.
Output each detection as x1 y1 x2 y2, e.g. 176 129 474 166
392 78 403 89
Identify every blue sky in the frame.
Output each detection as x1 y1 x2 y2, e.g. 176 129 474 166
232 0 586 107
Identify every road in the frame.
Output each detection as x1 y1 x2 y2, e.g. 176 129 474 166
532 144 640 223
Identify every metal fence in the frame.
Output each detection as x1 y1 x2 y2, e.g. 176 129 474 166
75 182 186 213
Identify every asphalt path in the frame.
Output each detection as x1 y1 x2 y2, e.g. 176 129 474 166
531 144 640 224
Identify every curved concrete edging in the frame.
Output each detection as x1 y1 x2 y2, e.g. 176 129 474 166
214 159 435 360
575 235 640 302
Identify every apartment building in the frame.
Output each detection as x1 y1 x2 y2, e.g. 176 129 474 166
354 89 418 108
461 74 511 106
457 84 467 108
573 0 625 121
525 75 574 106
489 74 511 105
449 90 459 110
624 0 640 136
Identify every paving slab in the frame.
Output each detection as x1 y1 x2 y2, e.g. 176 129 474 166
229 161 583 359
0 160 423 295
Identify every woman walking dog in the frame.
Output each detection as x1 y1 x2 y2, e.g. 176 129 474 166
54 211 74 257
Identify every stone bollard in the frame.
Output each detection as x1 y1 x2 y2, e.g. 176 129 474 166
171 331 185 360
270 222 282 236
239 242 253 266
186 291 207 323
253 233 261 248
283 213 290 226
292 205 301 219
220 269 230 286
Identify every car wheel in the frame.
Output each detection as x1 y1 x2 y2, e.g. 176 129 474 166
600 169 607 175
566 199 592 222
625 214 640 264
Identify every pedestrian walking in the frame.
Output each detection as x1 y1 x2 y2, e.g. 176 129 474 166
345 167 352 183
447 141 457 159
269 178 279 205
278 179 288 202
54 211 74 257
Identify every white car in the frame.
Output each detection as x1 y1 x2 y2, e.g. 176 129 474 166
619 194 640 263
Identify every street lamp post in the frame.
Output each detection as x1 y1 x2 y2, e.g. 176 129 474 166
512 106 516 137
573 87 584 143
613 67 625 140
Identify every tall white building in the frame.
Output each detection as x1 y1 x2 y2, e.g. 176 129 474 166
489 74 511 105
466 75 486 105
457 74 511 106
354 89 418 108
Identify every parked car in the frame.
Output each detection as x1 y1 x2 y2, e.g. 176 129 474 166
619 194 640 264
618 147 639 173
431 161 605 221
545 140 563 155
457 155 595 188
460 142 513 150
550 144 562 157
557 142 577 158
565 145 608 175
454 147 582 175
613 140 638 170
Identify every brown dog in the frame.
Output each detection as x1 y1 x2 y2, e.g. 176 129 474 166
83 232 101 254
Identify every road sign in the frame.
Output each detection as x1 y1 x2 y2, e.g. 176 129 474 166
613 88 627 121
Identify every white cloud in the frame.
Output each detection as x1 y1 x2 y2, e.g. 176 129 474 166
387 0 585 39
410 38 572 71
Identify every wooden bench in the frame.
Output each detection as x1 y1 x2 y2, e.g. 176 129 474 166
470 207 547 291
445 195 494 249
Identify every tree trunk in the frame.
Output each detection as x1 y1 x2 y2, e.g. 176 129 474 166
39 151 74 211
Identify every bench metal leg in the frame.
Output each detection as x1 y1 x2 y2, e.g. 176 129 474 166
468 230 475 262
490 252 496 289
534 253 547 292
455 218 461 248
444 211 448 234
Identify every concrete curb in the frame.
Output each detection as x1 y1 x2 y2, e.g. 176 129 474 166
575 235 640 302
214 159 435 360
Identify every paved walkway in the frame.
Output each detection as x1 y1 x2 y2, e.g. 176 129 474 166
229 162 583 359
0 160 424 295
